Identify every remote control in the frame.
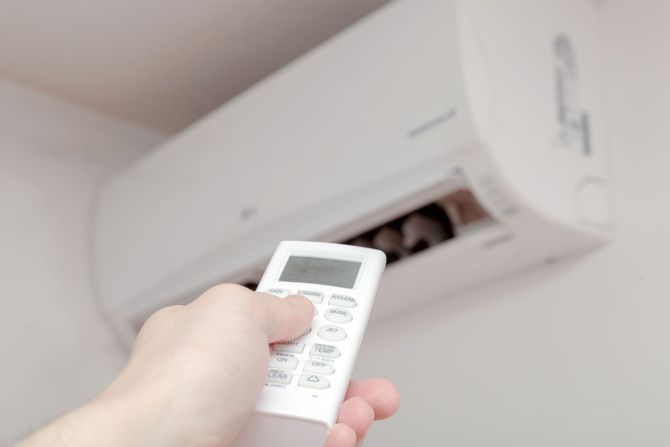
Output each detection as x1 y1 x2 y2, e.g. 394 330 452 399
232 241 386 447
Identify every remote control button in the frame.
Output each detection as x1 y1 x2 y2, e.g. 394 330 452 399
310 343 341 358
264 288 291 298
324 308 353 324
297 290 324 304
318 325 347 341
267 369 293 385
328 294 357 308
269 355 299 370
274 341 305 354
303 360 335 375
302 326 312 336
298 374 330 389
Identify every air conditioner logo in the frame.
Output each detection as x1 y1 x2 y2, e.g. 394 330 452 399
407 108 457 139
554 33 591 156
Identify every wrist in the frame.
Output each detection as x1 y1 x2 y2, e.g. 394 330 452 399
17 393 158 447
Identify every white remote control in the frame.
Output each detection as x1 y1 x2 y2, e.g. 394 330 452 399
232 241 386 447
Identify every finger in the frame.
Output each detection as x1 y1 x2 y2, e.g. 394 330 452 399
336 396 375 440
345 378 400 420
194 284 314 342
256 293 314 342
323 423 357 447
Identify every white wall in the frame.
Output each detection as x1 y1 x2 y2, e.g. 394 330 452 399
356 1 670 445
0 79 166 444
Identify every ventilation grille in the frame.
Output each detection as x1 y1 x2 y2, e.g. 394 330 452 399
242 187 492 290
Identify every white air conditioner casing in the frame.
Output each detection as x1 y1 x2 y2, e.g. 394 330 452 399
94 0 611 344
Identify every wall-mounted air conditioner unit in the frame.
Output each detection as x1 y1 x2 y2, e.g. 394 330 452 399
94 0 611 345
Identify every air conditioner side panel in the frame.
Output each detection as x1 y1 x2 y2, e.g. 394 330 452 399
459 0 611 234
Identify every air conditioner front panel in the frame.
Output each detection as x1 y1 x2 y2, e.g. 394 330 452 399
94 0 485 314
93 0 610 341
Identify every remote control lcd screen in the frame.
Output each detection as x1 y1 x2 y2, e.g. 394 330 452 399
279 256 361 288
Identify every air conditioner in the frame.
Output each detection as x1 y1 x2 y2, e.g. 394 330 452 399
94 0 611 345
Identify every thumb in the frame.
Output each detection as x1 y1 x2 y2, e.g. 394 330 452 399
193 284 314 342
254 292 314 342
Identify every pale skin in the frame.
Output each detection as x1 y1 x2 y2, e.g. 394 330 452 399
18 284 399 447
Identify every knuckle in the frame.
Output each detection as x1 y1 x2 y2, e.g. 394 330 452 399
144 304 183 326
199 283 264 316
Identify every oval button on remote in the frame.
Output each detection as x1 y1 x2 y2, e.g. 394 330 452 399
324 308 353 324
264 288 291 298
298 374 330 389
318 324 346 341
328 294 357 308
297 290 324 304
310 343 340 358
304 359 335 375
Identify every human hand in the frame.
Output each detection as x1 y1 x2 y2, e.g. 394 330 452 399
19 284 398 447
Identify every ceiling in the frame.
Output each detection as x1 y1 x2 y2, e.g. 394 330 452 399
0 0 390 133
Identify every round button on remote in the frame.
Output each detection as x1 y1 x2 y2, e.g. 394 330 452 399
318 324 347 341
324 308 353 324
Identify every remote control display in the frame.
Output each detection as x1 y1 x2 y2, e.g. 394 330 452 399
279 256 362 288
